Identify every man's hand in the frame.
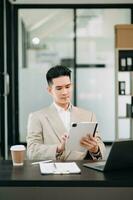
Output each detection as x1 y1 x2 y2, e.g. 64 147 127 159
56 133 69 154
80 134 99 154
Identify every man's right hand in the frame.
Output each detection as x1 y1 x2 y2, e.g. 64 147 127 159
56 133 69 154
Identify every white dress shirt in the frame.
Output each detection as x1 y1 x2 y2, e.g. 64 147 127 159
53 102 71 132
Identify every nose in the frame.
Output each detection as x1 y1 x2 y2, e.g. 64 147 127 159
61 87 68 95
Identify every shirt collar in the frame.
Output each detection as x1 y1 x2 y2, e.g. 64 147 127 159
53 102 72 112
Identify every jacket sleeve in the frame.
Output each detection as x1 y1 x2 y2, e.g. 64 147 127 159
26 113 57 160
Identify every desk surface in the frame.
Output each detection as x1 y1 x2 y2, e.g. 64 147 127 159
0 160 133 187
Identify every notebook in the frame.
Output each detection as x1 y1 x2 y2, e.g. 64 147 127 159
40 162 81 174
83 140 133 172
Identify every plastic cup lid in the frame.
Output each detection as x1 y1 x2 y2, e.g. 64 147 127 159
10 145 25 151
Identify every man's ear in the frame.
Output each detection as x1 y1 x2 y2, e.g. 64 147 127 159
47 86 52 95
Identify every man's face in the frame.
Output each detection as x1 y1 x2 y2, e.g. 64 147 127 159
48 76 72 107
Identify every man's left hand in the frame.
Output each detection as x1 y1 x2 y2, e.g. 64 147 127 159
80 134 99 154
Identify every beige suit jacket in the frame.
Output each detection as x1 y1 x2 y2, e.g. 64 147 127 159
27 104 105 160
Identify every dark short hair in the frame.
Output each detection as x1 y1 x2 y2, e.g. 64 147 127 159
46 65 71 86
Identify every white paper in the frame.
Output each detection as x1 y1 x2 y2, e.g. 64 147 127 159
39 162 81 174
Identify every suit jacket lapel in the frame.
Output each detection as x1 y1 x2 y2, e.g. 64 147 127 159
45 104 67 142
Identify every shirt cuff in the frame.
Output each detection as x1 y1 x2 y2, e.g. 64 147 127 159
90 147 102 159
56 151 63 160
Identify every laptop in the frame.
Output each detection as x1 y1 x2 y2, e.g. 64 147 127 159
83 140 133 172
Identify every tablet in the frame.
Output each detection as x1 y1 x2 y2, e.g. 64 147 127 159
67 122 98 152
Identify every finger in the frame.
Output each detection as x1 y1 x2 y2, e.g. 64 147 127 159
80 138 94 146
88 134 95 140
80 136 87 141
80 141 94 150
64 132 69 138
81 138 98 150
57 142 65 152
82 137 97 146
89 134 93 139
88 134 98 143
61 135 69 143
62 138 66 143
80 141 98 152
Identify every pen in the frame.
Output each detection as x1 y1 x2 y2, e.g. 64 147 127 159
93 123 98 137
53 162 57 169
31 160 53 165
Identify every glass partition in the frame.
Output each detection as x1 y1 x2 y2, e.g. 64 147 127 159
18 9 74 142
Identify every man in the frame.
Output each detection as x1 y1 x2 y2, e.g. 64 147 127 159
27 65 105 160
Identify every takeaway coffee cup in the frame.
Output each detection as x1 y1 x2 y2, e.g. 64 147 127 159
10 145 26 166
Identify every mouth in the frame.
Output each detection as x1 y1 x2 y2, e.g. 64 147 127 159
61 96 70 99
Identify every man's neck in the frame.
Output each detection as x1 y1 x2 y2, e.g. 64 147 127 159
54 102 70 111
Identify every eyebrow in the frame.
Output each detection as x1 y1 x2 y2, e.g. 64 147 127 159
55 83 71 88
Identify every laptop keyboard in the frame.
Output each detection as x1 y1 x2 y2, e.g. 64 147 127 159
95 165 105 169
84 161 106 171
